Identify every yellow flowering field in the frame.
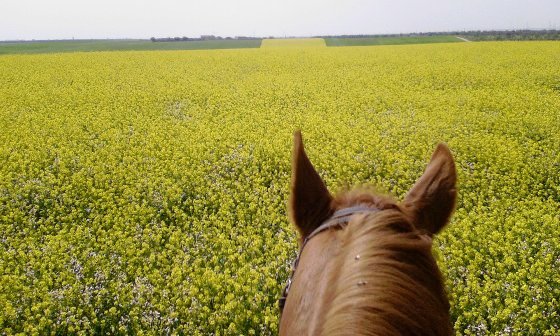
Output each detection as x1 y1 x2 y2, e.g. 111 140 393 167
261 38 326 48
1 42 559 335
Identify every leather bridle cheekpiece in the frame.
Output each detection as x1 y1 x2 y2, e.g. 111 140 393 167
279 206 381 313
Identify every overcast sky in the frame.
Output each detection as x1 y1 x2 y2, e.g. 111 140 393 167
2 0 560 40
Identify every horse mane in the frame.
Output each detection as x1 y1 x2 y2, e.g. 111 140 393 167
321 189 452 335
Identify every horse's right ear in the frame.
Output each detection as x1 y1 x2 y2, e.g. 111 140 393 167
289 131 333 238
402 144 457 236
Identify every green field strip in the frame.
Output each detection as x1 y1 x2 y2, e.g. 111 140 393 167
0 39 263 55
325 35 463 47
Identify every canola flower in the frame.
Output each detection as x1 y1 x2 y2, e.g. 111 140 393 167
0 42 559 335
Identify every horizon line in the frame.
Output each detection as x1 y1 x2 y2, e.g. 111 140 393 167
2 27 559 43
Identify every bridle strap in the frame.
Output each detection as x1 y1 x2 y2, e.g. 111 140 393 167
279 205 381 312
306 205 380 241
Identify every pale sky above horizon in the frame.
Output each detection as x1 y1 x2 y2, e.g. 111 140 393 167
1 0 560 40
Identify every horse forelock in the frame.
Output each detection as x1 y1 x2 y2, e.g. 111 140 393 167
319 203 452 335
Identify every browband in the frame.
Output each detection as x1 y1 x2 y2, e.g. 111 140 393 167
306 206 381 241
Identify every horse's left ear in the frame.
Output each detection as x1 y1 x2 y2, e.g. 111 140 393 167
289 131 334 238
402 143 457 235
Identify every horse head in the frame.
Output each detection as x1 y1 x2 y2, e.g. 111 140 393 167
279 131 456 335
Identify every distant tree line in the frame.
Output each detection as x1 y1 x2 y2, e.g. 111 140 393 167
315 29 560 41
457 29 560 41
150 35 262 42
